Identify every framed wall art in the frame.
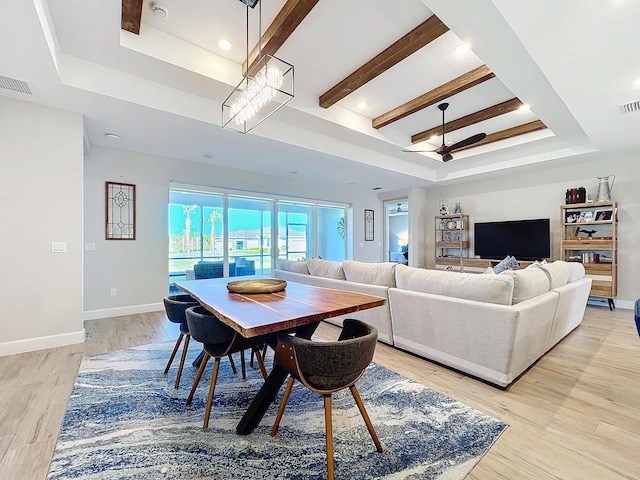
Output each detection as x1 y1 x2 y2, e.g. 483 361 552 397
365 209 374 241
106 181 136 240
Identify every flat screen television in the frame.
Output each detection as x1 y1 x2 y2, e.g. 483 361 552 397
474 218 550 260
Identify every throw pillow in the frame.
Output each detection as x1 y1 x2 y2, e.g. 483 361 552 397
493 255 520 274
525 259 548 269
484 266 496 274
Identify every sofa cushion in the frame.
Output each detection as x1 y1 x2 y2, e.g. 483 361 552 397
499 267 550 304
343 260 396 287
565 261 586 283
493 255 520 274
539 261 571 289
276 258 310 274
307 258 346 280
395 264 514 306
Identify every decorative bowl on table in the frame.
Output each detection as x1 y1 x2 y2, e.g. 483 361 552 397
226 278 287 294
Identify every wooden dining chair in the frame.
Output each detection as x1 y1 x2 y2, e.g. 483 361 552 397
270 318 383 480
185 306 273 429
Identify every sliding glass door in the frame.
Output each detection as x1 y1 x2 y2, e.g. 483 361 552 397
168 187 347 289
228 196 271 275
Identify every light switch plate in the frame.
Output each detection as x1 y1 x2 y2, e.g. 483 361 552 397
51 242 67 253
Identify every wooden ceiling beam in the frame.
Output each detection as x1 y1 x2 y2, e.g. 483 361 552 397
373 65 495 129
319 15 449 109
411 97 523 144
242 0 320 76
455 120 547 152
121 0 143 35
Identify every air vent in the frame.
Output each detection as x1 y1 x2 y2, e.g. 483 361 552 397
620 100 640 114
0 74 33 95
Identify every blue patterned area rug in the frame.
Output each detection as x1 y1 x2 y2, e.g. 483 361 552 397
48 342 506 480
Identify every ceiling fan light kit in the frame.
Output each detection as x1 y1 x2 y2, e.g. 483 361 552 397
403 102 486 161
222 0 294 134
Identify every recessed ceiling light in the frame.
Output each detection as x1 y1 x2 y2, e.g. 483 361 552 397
357 101 367 110
455 43 470 55
105 133 120 140
518 103 530 112
218 39 232 51
633 77 640 89
430 135 439 142
372 186 382 191
151 3 168 17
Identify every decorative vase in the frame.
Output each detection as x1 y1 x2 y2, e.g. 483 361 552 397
596 175 614 202
454 202 461 214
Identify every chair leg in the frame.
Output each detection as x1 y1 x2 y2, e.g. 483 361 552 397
228 354 237 374
203 357 221 430
186 353 210 406
240 349 247 380
270 376 295 436
174 334 191 389
250 348 255 367
253 346 269 380
350 385 383 453
324 394 335 480
164 332 184 374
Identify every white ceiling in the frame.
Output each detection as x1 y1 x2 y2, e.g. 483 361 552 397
2 0 639 192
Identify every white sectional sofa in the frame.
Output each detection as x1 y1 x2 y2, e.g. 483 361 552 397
274 258 592 388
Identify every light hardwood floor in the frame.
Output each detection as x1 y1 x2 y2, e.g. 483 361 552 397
0 305 638 479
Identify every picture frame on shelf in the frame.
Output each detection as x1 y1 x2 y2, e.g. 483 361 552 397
594 209 613 221
565 211 579 223
583 211 594 222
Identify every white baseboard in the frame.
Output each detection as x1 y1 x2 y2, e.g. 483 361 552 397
588 298 634 310
83 302 164 321
0 330 86 357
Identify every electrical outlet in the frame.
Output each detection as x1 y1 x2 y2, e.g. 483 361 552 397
110 288 117 296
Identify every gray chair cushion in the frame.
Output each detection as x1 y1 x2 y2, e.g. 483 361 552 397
278 319 378 391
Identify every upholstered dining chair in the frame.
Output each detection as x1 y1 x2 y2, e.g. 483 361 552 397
270 318 383 480
164 294 240 389
163 294 201 389
185 305 273 429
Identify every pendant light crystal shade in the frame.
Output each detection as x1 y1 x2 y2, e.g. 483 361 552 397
222 54 294 133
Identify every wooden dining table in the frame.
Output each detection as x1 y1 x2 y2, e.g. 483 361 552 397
173 276 386 435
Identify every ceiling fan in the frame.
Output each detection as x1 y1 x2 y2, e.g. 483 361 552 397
402 102 486 162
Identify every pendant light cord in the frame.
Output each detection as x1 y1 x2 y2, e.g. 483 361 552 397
245 3 249 69
258 0 262 58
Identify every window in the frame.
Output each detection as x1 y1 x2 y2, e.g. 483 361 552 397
168 187 347 288
278 202 312 261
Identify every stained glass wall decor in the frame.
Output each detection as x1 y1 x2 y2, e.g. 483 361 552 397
106 181 136 240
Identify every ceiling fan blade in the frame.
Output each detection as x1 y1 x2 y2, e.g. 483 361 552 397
401 148 437 153
443 132 487 153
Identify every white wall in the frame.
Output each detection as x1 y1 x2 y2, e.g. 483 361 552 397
0 98 85 355
83 146 383 318
408 155 639 308
3 97 636 356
